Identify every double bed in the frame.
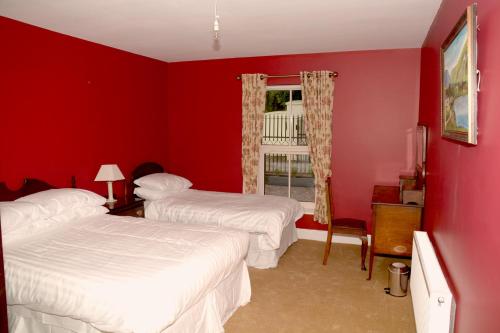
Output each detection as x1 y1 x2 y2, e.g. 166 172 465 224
132 162 304 269
1 179 251 333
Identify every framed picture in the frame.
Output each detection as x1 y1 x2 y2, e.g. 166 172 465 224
441 3 478 144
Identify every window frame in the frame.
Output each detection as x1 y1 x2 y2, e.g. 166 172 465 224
257 85 315 213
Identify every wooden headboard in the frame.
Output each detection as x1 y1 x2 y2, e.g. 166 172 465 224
131 162 164 182
0 177 76 201
0 179 56 201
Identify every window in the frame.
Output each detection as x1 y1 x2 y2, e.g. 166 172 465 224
258 85 315 212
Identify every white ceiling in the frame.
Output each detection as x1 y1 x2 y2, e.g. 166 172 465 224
0 0 442 63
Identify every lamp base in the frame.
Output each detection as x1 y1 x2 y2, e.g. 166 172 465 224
106 181 116 203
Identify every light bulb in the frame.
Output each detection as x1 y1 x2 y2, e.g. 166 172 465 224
214 16 220 39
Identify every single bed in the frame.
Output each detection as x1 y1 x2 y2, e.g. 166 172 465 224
1 178 251 333
132 162 303 269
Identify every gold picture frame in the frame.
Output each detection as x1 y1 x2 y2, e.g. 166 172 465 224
441 3 478 144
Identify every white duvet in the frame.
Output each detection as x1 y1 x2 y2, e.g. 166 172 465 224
145 190 303 251
4 214 250 333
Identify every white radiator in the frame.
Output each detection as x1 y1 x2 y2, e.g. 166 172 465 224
411 231 455 333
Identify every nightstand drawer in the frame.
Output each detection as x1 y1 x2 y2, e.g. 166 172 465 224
115 206 144 218
105 197 145 217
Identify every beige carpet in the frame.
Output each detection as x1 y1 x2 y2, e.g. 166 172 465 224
225 240 416 333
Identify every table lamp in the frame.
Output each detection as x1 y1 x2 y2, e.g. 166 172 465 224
94 164 125 203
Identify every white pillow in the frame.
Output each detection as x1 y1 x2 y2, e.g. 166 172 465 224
133 187 184 201
133 173 192 191
16 188 106 216
0 201 47 234
1 202 109 244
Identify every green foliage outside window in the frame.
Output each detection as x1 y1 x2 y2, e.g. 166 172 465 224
265 91 289 112
265 90 302 113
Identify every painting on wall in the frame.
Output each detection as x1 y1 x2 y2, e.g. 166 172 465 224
441 3 478 144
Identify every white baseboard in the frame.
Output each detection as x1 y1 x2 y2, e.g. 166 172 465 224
297 228 372 246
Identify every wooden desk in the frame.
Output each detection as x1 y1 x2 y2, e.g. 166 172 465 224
368 185 423 280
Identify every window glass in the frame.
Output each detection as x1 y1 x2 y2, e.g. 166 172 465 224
264 153 289 198
265 90 290 112
292 90 302 101
290 90 306 146
290 154 314 202
260 86 314 208
263 90 290 145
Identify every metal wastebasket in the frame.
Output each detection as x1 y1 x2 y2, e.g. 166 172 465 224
386 262 409 297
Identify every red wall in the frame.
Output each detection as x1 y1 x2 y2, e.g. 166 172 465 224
0 17 421 231
0 17 169 195
419 0 500 331
165 49 421 230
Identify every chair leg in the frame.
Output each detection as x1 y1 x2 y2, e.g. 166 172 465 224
360 236 368 271
322 228 333 265
368 246 374 280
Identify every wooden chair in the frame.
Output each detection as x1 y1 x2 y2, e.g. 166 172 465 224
322 177 368 270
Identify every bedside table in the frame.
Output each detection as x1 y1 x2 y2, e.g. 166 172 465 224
105 197 145 218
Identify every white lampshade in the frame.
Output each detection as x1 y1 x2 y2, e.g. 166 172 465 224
94 164 125 204
94 164 125 182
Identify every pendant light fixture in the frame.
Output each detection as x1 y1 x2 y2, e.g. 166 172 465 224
213 1 220 40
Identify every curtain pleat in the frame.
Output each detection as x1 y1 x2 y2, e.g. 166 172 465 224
241 74 267 194
300 71 334 224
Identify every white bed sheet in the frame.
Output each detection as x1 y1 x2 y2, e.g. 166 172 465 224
246 220 298 269
8 260 250 333
145 190 303 251
4 214 250 333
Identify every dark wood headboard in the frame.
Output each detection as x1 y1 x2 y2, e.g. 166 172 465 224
131 162 164 182
0 177 76 201
0 179 56 201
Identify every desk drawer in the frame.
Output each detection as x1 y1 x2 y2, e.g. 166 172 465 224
372 205 422 256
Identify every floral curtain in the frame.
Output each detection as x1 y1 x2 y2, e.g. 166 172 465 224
241 74 267 194
300 71 334 224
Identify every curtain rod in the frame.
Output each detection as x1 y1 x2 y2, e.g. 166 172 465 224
236 72 338 80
